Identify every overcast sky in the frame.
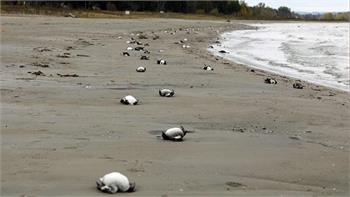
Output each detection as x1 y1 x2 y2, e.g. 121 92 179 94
243 0 349 12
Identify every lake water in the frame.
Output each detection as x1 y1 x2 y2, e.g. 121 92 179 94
209 22 350 92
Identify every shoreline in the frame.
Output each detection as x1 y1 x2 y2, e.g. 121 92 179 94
1 15 349 196
207 23 349 93
191 23 349 94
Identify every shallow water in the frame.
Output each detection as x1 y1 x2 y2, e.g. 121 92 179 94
210 22 350 91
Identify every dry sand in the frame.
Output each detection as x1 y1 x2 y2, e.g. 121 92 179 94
1 15 349 196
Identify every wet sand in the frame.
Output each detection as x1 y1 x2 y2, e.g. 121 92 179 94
1 15 349 196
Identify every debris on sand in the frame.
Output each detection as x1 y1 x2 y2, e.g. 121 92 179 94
57 73 79 77
293 82 304 89
65 46 75 50
77 54 90 57
74 38 94 46
289 135 302 140
152 35 160 40
65 13 76 18
138 34 148 39
140 55 149 60
226 181 246 188
329 91 336 96
28 71 45 76
31 62 49 68
57 53 71 58
57 62 70 65
265 77 277 84
232 127 246 133
33 47 52 52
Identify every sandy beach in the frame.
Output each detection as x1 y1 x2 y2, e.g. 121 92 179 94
1 15 349 196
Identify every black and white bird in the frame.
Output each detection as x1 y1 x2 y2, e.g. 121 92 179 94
126 40 136 44
159 89 175 97
134 46 144 51
265 77 277 84
136 66 146 72
293 82 304 89
122 52 130 56
96 172 136 194
140 55 150 60
162 126 187 141
126 47 133 51
203 64 214 71
120 95 139 105
157 59 167 65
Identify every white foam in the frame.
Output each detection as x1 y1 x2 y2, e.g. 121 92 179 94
210 22 350 92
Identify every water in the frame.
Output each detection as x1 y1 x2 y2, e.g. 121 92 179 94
210 22 350 92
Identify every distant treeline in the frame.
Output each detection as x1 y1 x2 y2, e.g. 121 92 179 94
2 1 349 21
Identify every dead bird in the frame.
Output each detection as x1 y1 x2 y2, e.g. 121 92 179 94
203 64 214 71
159 89 175 97
134 46 144 51
162 126 187 141
293 82 304 89
120 95 139 105
122 52 130 56
265 77 277 84
136 66 146 72
157 59 167 65
140 55 149 60
96 172 136 194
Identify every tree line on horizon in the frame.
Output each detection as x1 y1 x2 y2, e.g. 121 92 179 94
2 1 349 21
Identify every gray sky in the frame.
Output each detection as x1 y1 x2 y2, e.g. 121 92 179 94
243 0 349 12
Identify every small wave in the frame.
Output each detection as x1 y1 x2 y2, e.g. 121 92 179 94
210 22 350 92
